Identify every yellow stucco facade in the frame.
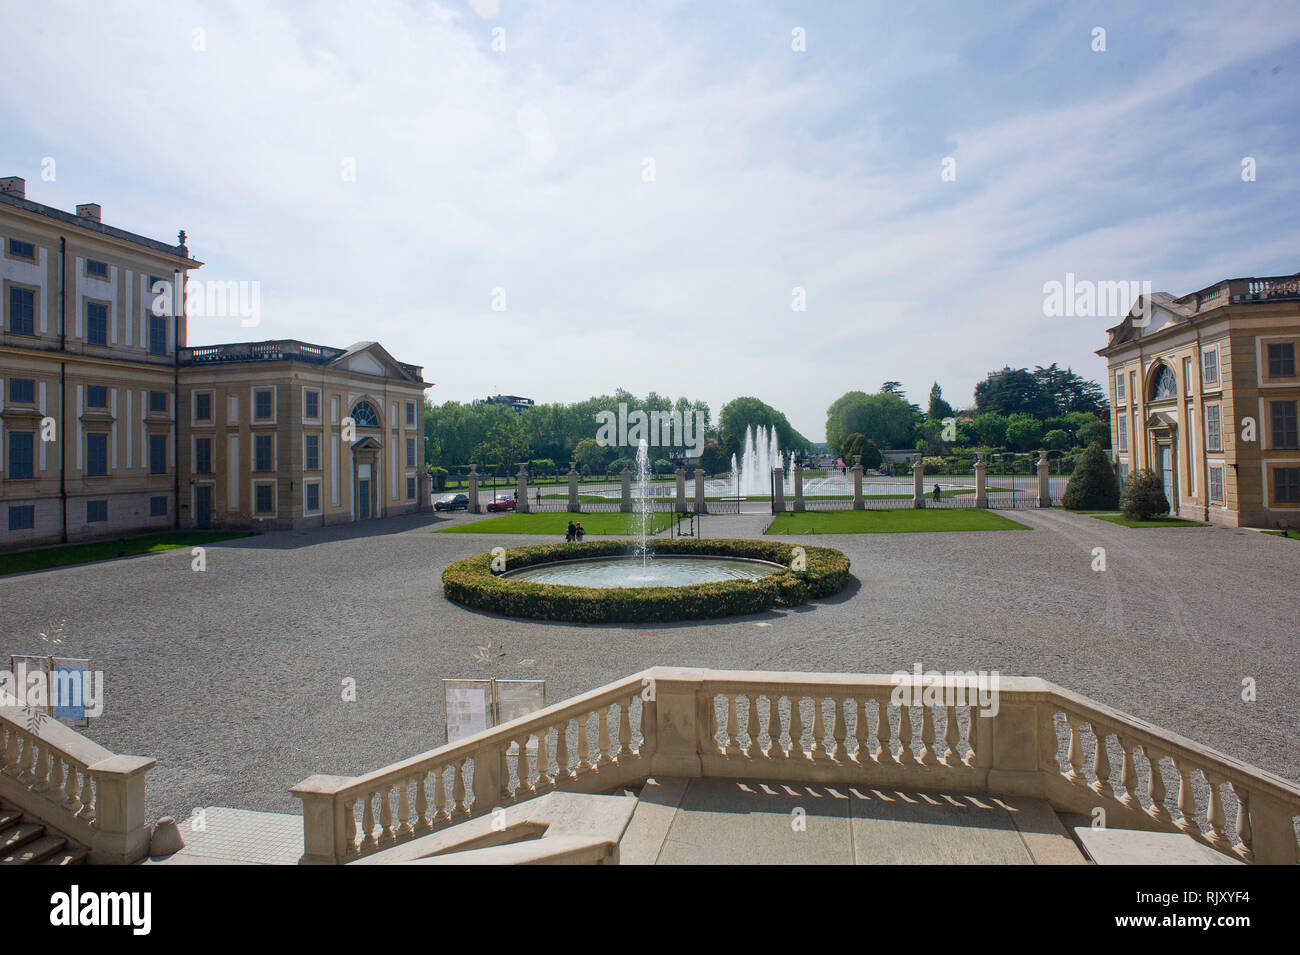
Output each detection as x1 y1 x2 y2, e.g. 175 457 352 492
1099 273 1300 528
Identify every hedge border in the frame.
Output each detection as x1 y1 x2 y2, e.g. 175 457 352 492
441 537 851 623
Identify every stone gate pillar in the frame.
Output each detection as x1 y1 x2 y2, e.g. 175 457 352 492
792 461 805 512
567 462 581 513
468 464 481 514
1036 450 1051 508
694 468 706 514
913 454 925 508
516 464 530 513
773 466 786 512
974 452 988 508
851 455 864 510
620 466 632 513
674 467 687 513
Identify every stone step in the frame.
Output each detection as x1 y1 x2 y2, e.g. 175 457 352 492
41 846 89 865
0 809 21 830
0 822 45 857
1073 826 1243 865
620 779 1090 865
1 833 68 865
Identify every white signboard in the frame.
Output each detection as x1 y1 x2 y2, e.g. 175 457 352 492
442 678 546 753
443 680 491 745
498 680 546 756
495 680 546 726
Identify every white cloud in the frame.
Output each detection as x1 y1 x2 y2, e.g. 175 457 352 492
2 1 1298 438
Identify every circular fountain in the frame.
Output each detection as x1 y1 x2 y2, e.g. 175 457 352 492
501 553 785 589
441 439 849 622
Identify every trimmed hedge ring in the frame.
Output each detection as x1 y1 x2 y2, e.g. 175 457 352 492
442 537 850 624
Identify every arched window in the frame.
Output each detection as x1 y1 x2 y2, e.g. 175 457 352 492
351 401 380 427
1151 364 1178 400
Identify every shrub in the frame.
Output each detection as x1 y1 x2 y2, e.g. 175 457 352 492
1004 414 1043 452
1061 442 1118 510
428 466 448 492
1043 429 1071 451
698 445 729 476
840 432 867 462
857 438 883 470
1121 468 1169 520
441 538 851 623
1077 419 1110 448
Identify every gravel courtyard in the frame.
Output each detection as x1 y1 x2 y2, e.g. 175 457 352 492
2 507 1297 822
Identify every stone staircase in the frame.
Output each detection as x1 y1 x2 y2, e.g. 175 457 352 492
341 779 1243 864
0 801 87 865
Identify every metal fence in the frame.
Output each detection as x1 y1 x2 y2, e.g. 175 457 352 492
531 497 743 515
782 468 1069 511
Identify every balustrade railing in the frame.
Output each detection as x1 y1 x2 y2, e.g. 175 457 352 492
0 691 155 863
294 668 1300 864
293 674 649 864
1228 275 1300 303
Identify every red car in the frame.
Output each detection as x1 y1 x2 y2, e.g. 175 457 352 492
487 494 517 512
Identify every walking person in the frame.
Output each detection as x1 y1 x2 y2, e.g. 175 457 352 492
932 482 941 503
575 523 585 541
565 520 576 542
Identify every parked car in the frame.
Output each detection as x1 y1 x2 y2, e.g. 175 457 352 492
434 493 469 511
486 494 517 512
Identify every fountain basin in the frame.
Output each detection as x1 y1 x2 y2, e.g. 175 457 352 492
442 539 851 623
501 554 785 589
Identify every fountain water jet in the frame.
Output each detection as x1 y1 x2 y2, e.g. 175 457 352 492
634 439 653 568
734 424 791 497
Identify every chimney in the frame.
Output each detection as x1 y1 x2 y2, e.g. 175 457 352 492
76 203 102 223
0 177 25 198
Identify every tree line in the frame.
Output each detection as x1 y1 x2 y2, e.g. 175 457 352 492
825 364 1110 466
423 363 1110 479
423 391 813 477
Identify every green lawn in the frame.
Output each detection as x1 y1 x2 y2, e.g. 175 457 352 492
0 531 255 576
765 509 1029 534
540 493 621 503
434 511 680 536
1092 514 1207 528
1262 530 1299 540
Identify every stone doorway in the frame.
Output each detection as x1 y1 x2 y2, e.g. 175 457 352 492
351 436 382 521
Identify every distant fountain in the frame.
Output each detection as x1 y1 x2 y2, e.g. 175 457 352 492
734 424 788 497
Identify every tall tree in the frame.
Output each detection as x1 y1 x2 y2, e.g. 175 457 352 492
1032 363 1107 417
826 390 919 457
717 397 811 451
927 382 953 421
973 367 1054 418
471 406 529 472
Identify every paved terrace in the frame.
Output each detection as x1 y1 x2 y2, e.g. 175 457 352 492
0 507 1296 822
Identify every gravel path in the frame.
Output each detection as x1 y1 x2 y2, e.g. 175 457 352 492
1 507 1295 822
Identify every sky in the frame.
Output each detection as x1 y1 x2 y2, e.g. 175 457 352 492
3 0 1299 441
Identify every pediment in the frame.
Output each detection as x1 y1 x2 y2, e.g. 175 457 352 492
347 352 384 375
329 341 413 381
1146 411 1178 430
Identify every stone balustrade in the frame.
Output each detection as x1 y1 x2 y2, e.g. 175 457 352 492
0 690 155 864
293 674 650 864
293 668 1300 865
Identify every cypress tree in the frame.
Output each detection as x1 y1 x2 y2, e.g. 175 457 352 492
1061 441 1120 510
